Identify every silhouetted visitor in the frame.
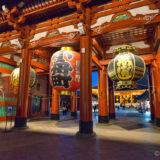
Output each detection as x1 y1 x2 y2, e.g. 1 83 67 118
62 105 67 115
94 105 97 112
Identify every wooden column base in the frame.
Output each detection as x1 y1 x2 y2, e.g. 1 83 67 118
109 113 116 119
76 121 95 138
98 116 109 123
155 118 160 127
51 114 59 120
14 117 28 129
71 112 77 118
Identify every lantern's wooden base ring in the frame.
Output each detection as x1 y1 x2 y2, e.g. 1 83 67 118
155 118 160 127
76 121 95 138
98 116 109 123
109 113 116 119
14 117 28 129
51 114 59 120
71 112 77 118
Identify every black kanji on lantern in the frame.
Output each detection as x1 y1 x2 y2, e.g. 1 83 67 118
51 51 73 88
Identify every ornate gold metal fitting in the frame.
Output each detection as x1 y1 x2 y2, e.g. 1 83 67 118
61 46 74 51
114 45 136 55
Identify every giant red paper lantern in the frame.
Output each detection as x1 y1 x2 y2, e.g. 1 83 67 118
50 47 80 91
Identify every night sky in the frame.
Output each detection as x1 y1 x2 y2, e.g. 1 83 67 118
92 72 98 86
136 69 148 89
91 70 148 90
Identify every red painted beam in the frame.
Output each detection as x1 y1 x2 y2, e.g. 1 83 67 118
0 67 12 74
31 60 49 71
32 50 50 60
0 56 17 66
92 53 102 69
37 71 49 75
0 47 15 55
34 68 49 75
34 68 44 73
92 38 104 58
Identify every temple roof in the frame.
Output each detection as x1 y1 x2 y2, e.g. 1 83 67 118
0 0 110 33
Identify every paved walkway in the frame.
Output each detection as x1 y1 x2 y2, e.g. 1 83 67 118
0 110 160 160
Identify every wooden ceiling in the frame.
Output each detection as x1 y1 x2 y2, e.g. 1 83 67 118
95 25 156 57
0 0 110 33
0 0 159 74
97 26 155 47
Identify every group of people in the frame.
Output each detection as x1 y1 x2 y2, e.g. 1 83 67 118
115 102 150 113
137 104 149 113
116 103 126 110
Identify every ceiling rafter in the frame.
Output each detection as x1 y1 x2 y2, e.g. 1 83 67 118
92 53 102 69
32 49 50 60
92 38 104 59
0 56 17 66
101 32 154 48
31 60 49 71
0 55 49 72
0 47 16 55
0 67 12 74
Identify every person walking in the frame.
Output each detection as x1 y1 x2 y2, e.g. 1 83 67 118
62 105 66 115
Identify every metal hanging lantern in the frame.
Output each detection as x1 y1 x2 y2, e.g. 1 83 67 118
108 45 145 89
50 47 80 91
11 67 37 88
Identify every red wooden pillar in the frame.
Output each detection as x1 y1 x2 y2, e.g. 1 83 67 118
108 77 115 119
71 91 77 118
152 60 160 127
76 8 95 137
45 75 50 115
51 87 59 120
153 24 160 126
27 95 32 118
14 43 32 129
77 34 94 136
77 34 95 136
147 65 155 122
98 66 109 123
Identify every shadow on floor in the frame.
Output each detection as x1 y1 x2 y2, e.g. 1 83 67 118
0 129 160 160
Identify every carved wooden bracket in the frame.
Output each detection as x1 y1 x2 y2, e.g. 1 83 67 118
67 0 91 31
18 26 34 48
2 6 25 30
67 0 91 11
1 6 35 49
